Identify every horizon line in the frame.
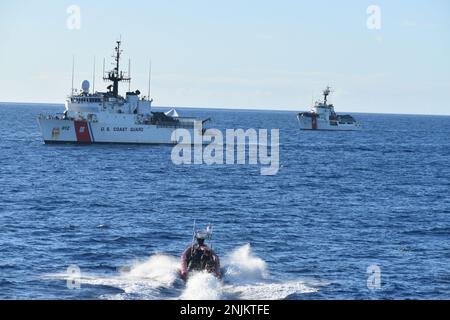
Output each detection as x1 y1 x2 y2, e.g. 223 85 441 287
0 100 449 117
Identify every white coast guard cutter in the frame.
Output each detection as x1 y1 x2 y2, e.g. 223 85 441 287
297 87 360 131
38 40 209 144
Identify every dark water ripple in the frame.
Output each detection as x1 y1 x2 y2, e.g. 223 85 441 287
0 103 450 299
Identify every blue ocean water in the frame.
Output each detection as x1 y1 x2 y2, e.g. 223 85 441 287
0 103 449 300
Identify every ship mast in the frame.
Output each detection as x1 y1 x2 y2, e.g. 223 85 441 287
103 40 130 97
323 86 331 105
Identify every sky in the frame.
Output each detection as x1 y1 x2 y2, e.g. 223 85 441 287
0 0 449 115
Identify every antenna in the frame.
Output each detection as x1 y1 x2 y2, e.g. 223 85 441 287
128 58 131 92
71 55 75 96
191 220 197 256
207 223 213 250
92 56 96 93
147 59 152 101
103 58 105 79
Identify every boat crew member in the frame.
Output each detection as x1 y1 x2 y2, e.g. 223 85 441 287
180 232 221 281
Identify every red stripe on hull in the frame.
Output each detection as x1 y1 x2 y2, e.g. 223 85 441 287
74 121 92 143
312 114 317 130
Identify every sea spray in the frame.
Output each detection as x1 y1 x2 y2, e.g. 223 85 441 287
224 281 318 300
43 245 320 299
220 245 318 299
223 244 268 283
123 254 180 286
45 254 182 299
180 272 222 300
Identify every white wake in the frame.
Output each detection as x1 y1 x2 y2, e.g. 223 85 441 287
43 244 319 300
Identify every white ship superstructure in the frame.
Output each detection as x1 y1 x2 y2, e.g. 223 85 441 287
297 87 360 131
38 41 208 144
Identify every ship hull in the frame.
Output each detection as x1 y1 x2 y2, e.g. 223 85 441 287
297 114 360 131
38 118 197 145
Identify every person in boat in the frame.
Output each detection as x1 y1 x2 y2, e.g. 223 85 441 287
180 231 221 281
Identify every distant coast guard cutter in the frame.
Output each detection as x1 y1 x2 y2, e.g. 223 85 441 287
38 40 209 144
297 87 360 131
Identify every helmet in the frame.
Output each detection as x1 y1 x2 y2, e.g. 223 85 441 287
195 231 208 240
192 223 212 244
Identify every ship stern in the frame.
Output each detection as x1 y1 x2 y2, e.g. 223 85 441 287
37 117 78 144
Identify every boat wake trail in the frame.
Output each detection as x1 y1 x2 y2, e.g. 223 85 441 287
43 245 320 300
220 244 319 300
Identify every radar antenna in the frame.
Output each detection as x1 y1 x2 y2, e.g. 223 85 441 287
103 40 130 97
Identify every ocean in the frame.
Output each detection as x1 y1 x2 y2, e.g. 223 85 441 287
0 103 449 300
